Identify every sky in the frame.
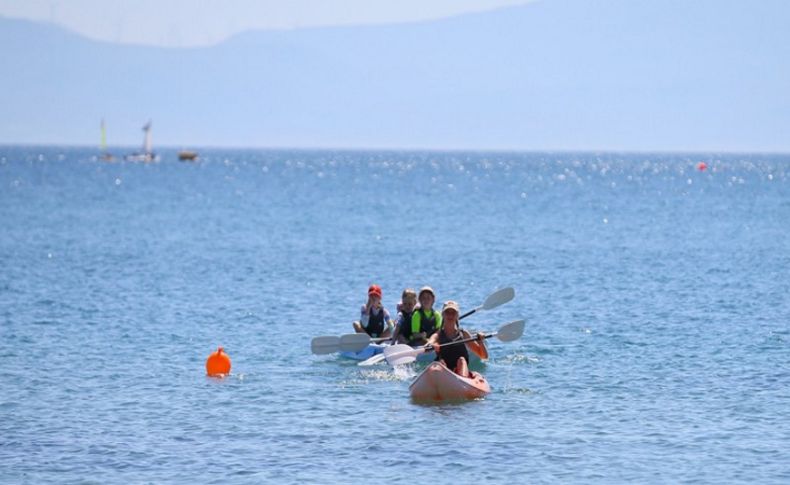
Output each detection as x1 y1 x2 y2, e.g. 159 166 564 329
0 0 535 47
1 0 788 152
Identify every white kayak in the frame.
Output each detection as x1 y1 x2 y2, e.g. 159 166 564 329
409 361 490 402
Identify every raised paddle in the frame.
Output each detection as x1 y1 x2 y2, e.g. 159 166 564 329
459 287 515 320
382 319 525 367
310 333 372 355
357 287 516 366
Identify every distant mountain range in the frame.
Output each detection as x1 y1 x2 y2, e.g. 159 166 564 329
1 0 788 152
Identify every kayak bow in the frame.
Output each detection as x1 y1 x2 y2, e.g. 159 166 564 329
409 361 491 402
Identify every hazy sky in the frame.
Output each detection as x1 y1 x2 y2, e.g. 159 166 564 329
0 0 535 47
1 0 788 152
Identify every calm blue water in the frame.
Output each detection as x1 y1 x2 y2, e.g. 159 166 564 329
1 146 789 483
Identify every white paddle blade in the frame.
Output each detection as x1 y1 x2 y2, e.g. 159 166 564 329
311 336 341 355
385 347 422 367
482 287 515 310
340 333 372 352
387 353 418 366
357 353 387 366
383 344 412 358
383 344 426 366
495 320 525 342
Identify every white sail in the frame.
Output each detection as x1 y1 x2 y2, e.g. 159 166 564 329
125 120 158 162
142 121 152 154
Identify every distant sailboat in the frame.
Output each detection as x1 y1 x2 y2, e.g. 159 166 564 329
99 118 114 161
125 121 159 162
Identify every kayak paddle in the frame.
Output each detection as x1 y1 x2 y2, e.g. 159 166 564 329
459 287 514 320
357 287 516 366
310 333 372 355
382 319 525 367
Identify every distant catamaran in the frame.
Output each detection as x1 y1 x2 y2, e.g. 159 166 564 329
125 121 159 162
99 118 114 161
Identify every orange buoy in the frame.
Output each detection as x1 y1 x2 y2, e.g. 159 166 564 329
206 346 231 377
697 162 708 171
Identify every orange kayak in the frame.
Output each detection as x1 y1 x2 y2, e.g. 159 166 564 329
409 361 491 402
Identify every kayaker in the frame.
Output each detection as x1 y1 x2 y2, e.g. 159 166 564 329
409 286 442 346
428 300 488 377
353 284 394 338
391 288 418 344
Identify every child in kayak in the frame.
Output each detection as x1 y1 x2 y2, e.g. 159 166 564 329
353 284 394 339
428 300 488 377
409 286 442 346
390 288 418 344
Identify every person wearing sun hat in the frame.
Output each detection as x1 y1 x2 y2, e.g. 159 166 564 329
427 300 488 377
352 284 394 338
408 286 442 346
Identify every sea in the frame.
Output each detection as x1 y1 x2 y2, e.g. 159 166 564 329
1 146 788 484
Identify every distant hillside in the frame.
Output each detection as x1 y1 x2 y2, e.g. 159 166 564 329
1 0 789 151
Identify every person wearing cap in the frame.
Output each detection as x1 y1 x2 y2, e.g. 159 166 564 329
353 284 394 338
390 288 419 344
428 300 488 377
409 286 442 345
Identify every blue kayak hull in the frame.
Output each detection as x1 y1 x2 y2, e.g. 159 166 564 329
339 343 387 360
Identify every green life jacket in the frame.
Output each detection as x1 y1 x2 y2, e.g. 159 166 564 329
410 309 442 339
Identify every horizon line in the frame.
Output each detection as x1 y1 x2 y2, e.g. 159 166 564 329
1 141 788 157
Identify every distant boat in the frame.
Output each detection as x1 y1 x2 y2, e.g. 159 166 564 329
178 150 199 161
125 121 159 162
99 118 114 161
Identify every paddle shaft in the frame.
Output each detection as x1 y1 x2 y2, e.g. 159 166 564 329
383 334 490 367
384 320 524 366
459 307 480 320
363 333 480 366
427 319 524 351
425 331 495 352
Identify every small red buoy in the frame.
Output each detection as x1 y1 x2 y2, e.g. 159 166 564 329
697 162 707 171
206 346 231 377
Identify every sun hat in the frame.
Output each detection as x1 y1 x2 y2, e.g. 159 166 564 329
418 286 435 298
442 300 460 314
